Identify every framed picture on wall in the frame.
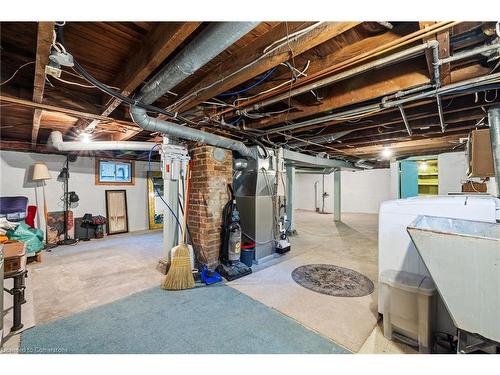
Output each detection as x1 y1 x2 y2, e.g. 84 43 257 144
105 190 129 235
96 158 135 186
147 171 164 230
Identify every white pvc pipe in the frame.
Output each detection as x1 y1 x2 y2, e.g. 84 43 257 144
48 131 156 152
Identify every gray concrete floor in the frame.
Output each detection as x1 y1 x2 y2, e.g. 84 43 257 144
234 210 415 353
2 212 415 354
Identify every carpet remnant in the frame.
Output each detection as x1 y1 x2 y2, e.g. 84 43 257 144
292 264 374 297
20 285 349 354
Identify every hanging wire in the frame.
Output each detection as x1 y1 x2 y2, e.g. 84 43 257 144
0 61 35 86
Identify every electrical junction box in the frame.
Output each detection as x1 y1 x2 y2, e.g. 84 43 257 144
45 64 61 78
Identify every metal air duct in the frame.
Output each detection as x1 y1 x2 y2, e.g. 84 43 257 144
130 22 260 159
488 106 500 197
48 131 155 152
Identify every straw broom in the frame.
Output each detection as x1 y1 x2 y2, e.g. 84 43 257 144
161 164 195 290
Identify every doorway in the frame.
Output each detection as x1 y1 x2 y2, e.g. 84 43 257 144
400 159 438 198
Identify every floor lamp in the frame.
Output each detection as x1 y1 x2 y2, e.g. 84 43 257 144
32 162 52 247
57 155 79 245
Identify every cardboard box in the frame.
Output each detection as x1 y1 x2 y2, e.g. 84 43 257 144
462 181 488 193
468 129 495 178
2 240 26 273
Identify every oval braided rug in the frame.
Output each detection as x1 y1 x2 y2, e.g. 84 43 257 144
291 264 374 297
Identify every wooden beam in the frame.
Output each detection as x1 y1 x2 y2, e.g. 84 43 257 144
278 64 493 135
334 134 467 158
216 23 416 113
419 22 451 85
31 22 55 147
79 22 201 135
1 95 138 127
249 62 430 129
335 110 486 144
207 21 458 122
437 31 451 85
172 22 361 113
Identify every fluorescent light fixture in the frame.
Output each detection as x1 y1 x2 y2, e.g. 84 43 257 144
381 147 392 159
80 133 92 143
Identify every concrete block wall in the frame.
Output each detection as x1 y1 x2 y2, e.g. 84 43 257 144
187 145 232 268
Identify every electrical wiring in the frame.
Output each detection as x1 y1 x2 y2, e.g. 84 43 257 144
202 101 235 108
263 22 324 54
61 68 121 90
207 22 459 121
169 23 323 111
0 61 35 86
50 74 99 89
55 24 193 125
233 60 311 106
241 107 294 119
217 67 278 98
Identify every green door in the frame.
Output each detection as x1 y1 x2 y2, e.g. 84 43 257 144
400 160 419 198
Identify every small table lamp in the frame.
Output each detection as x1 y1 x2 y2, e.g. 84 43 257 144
32 162 51 244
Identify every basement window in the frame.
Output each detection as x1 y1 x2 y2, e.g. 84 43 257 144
95 159 135 186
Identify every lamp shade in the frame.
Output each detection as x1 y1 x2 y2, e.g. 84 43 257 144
32 162 51 181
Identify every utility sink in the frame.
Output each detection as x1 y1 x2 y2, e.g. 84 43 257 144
407 215 500 344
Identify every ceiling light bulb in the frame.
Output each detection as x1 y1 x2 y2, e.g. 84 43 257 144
419 162 428 171
381 148 392 159
80 133 91 143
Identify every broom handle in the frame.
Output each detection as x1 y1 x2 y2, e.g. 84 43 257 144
180 163 189 245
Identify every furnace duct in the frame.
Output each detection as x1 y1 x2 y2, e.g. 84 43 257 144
130 22 260 159
48 130 154 152
489 106 500 197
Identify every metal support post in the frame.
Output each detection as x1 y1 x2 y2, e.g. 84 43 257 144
333 169 341 222
286 164 296 234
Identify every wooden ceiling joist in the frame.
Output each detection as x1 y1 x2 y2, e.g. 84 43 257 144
31 21 55 147
249 62 430 129
78 22 201 138
171 22 361 113
336 133 466 158
1 21 498 159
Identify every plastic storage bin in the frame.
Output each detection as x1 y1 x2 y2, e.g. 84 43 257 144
380 269 436 353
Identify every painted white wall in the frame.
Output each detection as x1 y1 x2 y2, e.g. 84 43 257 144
295 168 392 214
389 161 400 199
0 150 160 236
438 152 468 195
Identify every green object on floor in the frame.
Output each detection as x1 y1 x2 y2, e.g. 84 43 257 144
20 285 349 354
6 221 44 254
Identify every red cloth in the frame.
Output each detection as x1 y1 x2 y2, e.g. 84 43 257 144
26 205 37 228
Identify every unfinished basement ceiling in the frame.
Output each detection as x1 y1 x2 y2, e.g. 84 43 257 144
1 21 499 161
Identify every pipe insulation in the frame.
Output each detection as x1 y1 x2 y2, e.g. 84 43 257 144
48 130 155 151
488 106 500 198
130 22 259 159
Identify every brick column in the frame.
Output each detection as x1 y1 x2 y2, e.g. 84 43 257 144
188 145 233 268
